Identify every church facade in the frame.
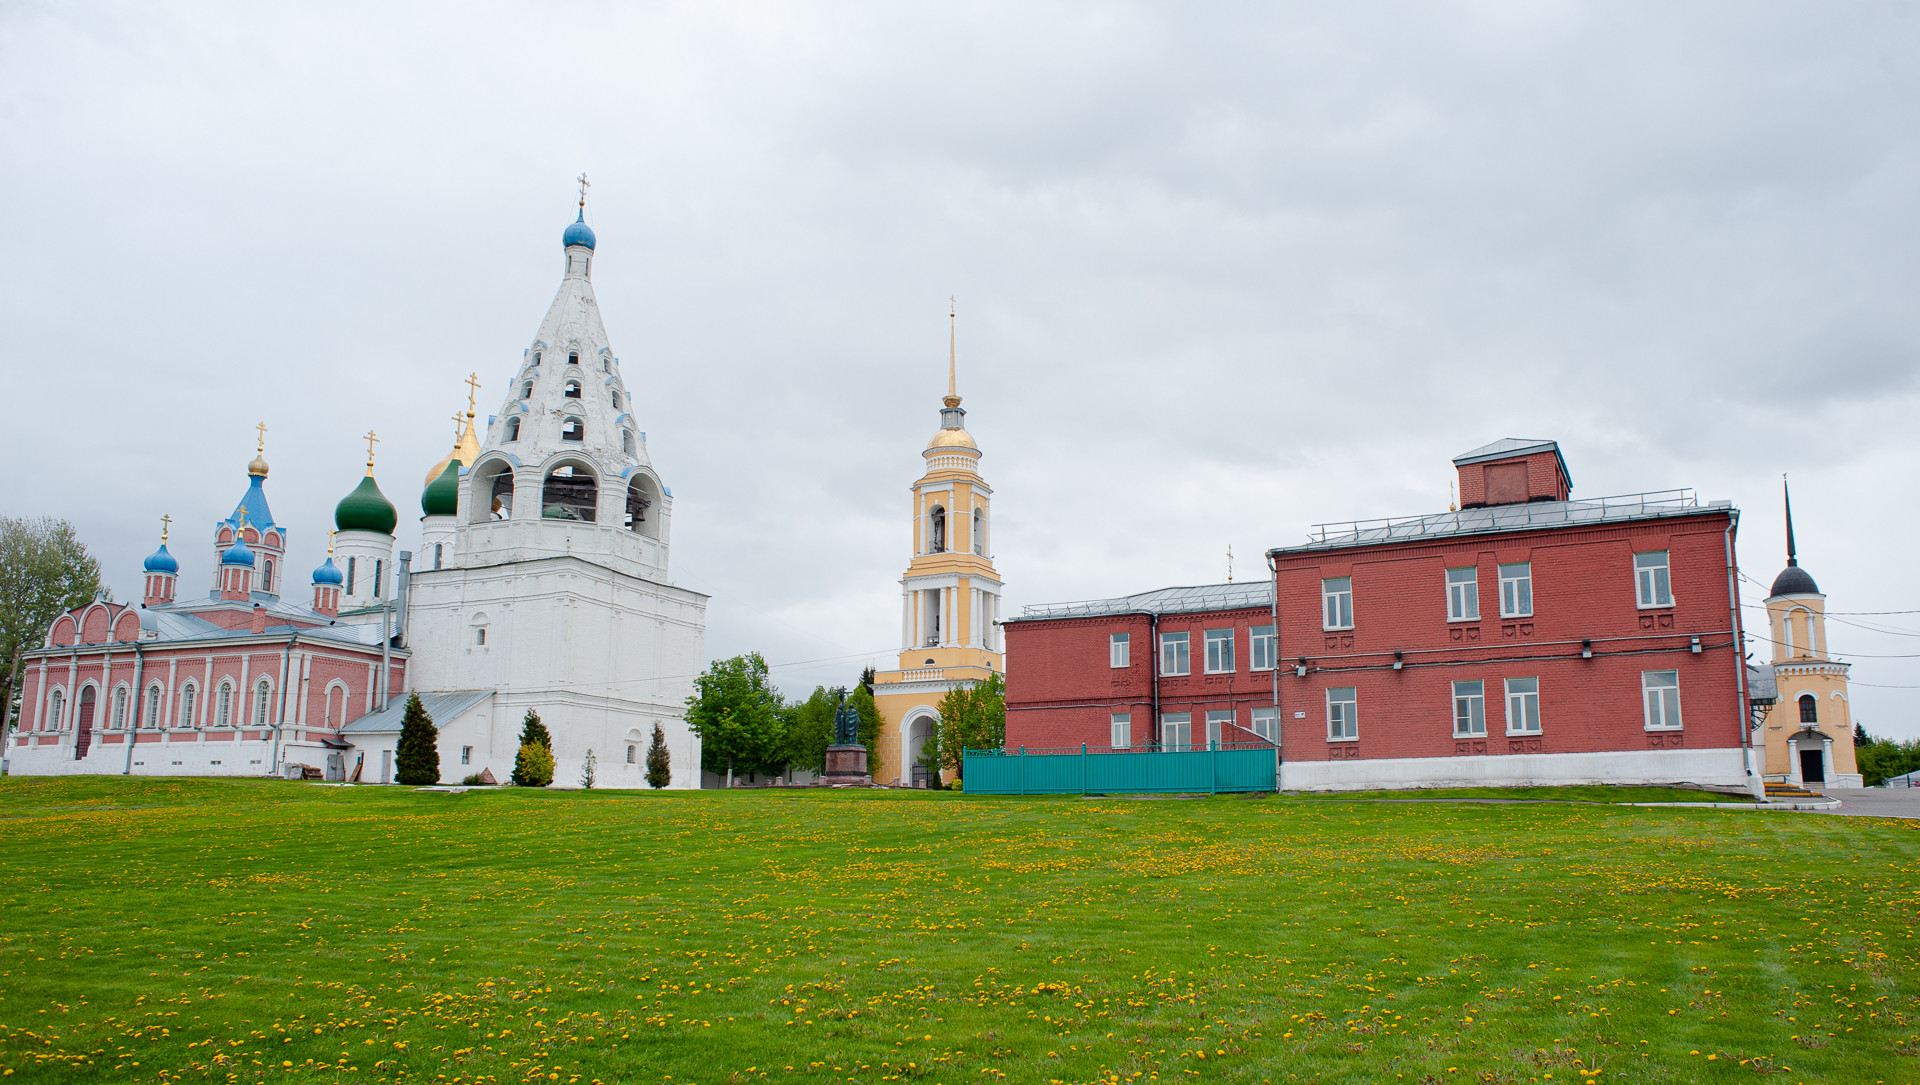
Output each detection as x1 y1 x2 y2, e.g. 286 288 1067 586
1751 484 1861 788
869 315 1004 786
10 199 706 788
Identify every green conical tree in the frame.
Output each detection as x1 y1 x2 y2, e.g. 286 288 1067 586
511 708 554 787
645 723 672 789
394 693 440 785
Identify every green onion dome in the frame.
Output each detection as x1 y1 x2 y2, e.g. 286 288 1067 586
421 461 461 517
335 475 398 535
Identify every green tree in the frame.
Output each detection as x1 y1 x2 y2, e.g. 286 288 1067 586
645 723 672 789
394 693 440 785
931 672 1006 785
782 687 835 774
580 748 597 789
1857 736 1920 787
511 709 554 787
684 653 787 785
0 518 103 730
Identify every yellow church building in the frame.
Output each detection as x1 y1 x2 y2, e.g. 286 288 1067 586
1754 483 1862 789
870 313 1004 786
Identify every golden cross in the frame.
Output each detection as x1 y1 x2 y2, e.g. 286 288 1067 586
464 372 482 415
255 421 268 453
577 172 590 208
363 430 379 474
451 412 465 441
327 529 336 556
160 513 171 543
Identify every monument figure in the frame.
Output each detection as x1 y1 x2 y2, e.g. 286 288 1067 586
822 686 873 786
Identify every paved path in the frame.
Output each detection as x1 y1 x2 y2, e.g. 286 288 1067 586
1817 790 1920 819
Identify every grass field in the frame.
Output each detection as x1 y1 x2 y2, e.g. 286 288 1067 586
1 778 1916 1085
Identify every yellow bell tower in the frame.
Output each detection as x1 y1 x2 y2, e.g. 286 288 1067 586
870 306 1004 786
1757 478 1860 788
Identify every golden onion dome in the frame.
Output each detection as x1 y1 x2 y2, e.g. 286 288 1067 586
928 427 978 450
247 454 270 478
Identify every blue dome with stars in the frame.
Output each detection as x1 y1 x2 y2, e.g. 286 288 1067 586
143 543 178 575
562 209 596 250
311 557 343 586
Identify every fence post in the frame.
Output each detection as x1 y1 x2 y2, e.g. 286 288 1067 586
1210 742 1217 795
1081 743 1087 796
1017 746 1025 796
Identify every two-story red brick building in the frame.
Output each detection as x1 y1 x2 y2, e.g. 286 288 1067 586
1004 439 1755 793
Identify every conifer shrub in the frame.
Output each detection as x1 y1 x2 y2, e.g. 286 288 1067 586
580 748 597 790
394 693 440 786
511 709 554 787
645 723 671 789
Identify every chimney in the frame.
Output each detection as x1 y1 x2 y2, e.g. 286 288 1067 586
1452 439 1572 509
251 603 268 635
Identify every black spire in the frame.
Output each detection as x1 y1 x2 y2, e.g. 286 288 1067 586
1784 474 1798 567
1768 474 1819 596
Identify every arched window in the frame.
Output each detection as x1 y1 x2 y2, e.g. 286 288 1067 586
217 681 233 728
1798 694 1818 724
433 543 444 569
49 689 63 729
622 429 634 455
113 686 127 729
603 357 612 373
610 390 621 409
473 460 516 523
146 685 162 728
929 505 947 553
564 379 582 399
532 351 541 366
255 678 272 726
504 416 521 441
972 508 984 555
180 682 197 728
561 417 585 442
263 557 274 593
626 475 662 538
520 381 533 400
542 463 598 521
568 350 579 366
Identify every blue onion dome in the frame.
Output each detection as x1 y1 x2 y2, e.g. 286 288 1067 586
562 208 596 250
421 461 461 517
335 475 399 535
312 557 344 586
143 543 179 574
221 535 255 568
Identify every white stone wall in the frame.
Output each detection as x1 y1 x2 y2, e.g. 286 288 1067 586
1278 747 1749 792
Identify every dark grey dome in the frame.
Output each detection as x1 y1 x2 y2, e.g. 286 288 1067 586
1770 564 1820 597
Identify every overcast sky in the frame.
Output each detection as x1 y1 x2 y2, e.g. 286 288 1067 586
4 3 1917 736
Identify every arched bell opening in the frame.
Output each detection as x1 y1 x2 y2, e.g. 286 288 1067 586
542 461 599 522
625 474 662 538
472 459 516 523
929 505 947 554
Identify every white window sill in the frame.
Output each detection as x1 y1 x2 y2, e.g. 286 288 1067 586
1506 729 1542 737
1203 669 1234 676
1162 670 1191 678
1447 616 1481 624
1643 724 1683 732
1328 734 1359 743
1636 602 1675 611
1323 626 1355 633
1500 612 1534 620
1453 732 1487 740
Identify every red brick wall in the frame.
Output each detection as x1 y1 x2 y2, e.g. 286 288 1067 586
1457 450 1569 508
1271 511 1742 764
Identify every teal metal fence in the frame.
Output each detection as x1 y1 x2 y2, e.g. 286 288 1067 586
961 743 1277 796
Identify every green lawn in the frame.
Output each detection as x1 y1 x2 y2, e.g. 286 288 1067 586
0 778 1915 1085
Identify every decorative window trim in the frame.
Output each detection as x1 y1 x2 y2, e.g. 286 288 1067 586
1110 712 1131 749
1452 679 1486 737
1322 578 1355 631
1203 629 1235 674
1446 567 1480 622
1634 551 1674 609
1326 687 1358 741
1159 632 1191 676
1498 562 1534 618
1250 625 1276 671
1109 633 1130 669
1641 669 1683 730
1504 677 1542 735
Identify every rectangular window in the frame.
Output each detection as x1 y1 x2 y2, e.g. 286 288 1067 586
626 745 636 763
1635 551 1672 608
1451 679 1486 736
1204 629 1235 674
345 557 357 595
1160 632 1190 676
1322 577 1354 630
1327 687 1358 740
1499 562 1533 618
1206 709 1233 746
476 628 487 646
1446 567 1480 621
1110 633 1130 668
460 745 472 765
1250 705 1280 743
1642 670 1682 729
1250 625 1276 670
1505 677 1541 734
1160 712 1192 751
1110 713 1131 749
375 560 385 599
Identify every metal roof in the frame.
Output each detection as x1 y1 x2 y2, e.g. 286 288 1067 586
1271 489 1731 555
341 690 493 734
1013 581 1273 622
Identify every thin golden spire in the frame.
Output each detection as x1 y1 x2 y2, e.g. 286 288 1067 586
363 430 380 476
465 372 481 420
943 297 961 408
160 513 171 544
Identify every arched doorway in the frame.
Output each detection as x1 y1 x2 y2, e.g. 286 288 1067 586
75 686 97 759
906 714 938 788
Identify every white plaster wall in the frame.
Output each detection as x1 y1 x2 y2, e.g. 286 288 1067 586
1278 747 1748 791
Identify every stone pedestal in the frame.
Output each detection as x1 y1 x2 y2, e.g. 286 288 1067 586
822 744 872 786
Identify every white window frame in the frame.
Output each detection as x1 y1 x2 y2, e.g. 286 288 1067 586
1634 551 1673 609
1446 567 1480 622
1205 709 1233 747
1505 677 1541 735
216 681 233 728
462 746 473 765
1160 712 1192 751
1451 679 1486 737
1326 687 1358 741
49 688 64 729
1250 705 1280 743
112 686 128 729
1160 632 1190 676
1499 562 1533 618
1109 633 1130 669
1110 712 1131 749
1642 670 1683 730
1322 578 1354 630
254 678 271 726
1250 625 1276 671
145 685 162 728
1203 629 1235 674
179 682 197 728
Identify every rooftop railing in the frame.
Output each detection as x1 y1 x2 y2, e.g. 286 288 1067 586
1303 488 1704 546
